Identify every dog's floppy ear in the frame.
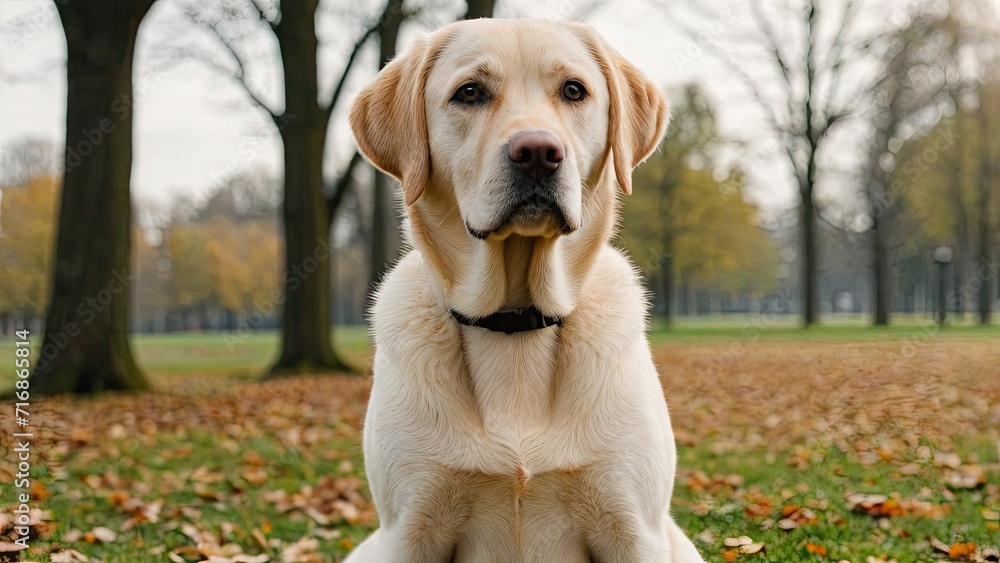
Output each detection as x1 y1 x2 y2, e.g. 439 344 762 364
587 30 670 196
349 37 432 205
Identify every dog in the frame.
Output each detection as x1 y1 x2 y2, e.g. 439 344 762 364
344 18 705 562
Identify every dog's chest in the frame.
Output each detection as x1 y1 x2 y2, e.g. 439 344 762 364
461 327 560 451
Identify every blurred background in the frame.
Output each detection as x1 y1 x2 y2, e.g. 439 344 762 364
1 1 999 560
2 0 998 376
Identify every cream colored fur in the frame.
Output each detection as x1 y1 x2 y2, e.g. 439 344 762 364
344 18 704 563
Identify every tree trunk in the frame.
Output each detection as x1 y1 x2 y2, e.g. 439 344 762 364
366 0 406 316
801 179 817 326
949 162 968 320
368 172 397 308
872 211 890 326
269 0 348 375
32 1 153 395
464 0 497 19
659 244 674 327
977 102 994 326
801 0 819 328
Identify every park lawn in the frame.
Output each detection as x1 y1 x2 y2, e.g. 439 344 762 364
0 330 998 562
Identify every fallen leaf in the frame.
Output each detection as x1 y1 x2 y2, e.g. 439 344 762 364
777 518 798 530
933 451 962 469
91 526 116 543
281 536 321 563
724 535 754 547
805 541 828 556
948 542 976 559
0 542 28 554
944 465 986 490
49 549 90 562
929 535 951 554
740 542 766 554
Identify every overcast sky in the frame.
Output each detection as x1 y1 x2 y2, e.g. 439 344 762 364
2 0 971 219
1 0 753 202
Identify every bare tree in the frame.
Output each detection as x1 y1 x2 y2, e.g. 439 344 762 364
974 81 998 325
857 14 948 325
32 0 155 394
185 0 385 375
941 0 1000 325
664 0 902 326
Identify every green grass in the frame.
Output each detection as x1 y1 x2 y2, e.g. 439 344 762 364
648 313 1000 343
673 441 999 561
40 427 372 562
2 315 997 384
0 327 372 389
12 426 998 562
1 322 997 561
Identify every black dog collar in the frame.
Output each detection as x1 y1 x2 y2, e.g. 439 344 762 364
451 306 563 334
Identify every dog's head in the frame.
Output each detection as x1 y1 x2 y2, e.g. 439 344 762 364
349 19 668 242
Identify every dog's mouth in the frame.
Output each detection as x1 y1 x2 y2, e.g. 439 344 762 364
467 185 577 240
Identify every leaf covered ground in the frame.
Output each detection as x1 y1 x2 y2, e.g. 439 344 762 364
1 336 998 562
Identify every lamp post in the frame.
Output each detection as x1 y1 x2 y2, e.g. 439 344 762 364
934 246 952 326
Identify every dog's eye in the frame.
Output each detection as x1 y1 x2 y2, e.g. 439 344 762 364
561 81 586 102
452 83 486 105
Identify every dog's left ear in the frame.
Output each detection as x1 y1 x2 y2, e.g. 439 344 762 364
349 36 432 205
584 28 670 196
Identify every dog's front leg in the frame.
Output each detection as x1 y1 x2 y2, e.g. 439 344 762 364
374 525 458 563
366 469 473 563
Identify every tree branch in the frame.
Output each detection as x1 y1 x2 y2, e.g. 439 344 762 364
748 0 797 123
322 21 380 124
323 0 424 124
184 10 280 120
327 150 364 228
819 0 861 116
666 16 789 139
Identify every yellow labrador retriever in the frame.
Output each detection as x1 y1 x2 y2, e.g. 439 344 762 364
345 18 704 563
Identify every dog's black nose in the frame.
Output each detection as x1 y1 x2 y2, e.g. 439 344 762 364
508 130 564 180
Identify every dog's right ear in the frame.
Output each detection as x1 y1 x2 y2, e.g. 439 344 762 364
349 37 431 206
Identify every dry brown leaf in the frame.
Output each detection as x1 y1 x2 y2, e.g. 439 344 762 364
933 451 962 469
0 542 27 554
944 465 986 490
281 536 322 563
724 535 755 547
805 542 827 556
740 542 766 554
929 535 950 554
777 518 798 530
90 526 116 543
49 549 89 562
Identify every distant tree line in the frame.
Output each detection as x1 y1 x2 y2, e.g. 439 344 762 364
1 0 998 396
